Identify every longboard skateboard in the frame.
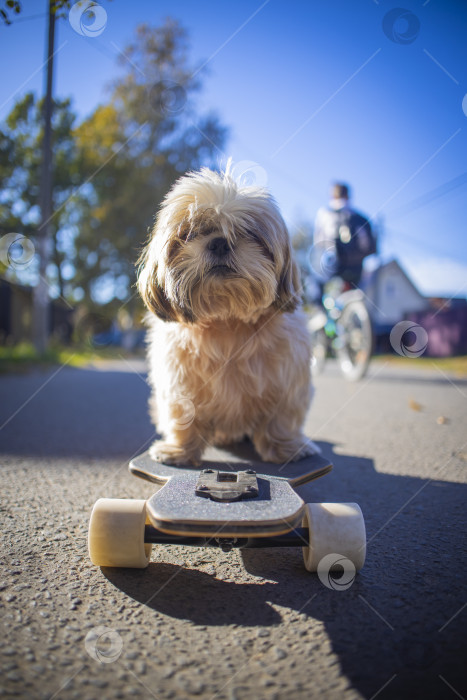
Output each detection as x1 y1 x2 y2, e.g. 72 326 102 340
88 441 366 574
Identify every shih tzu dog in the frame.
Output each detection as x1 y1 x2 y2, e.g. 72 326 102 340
137 164 317 465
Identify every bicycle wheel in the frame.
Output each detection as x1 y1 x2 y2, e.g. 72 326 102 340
335 301 373 381
310 328 327 375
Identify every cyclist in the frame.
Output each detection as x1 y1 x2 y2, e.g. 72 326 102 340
308 183 375 380
312 183 375 292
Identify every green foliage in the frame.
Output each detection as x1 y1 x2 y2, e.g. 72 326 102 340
0 341 134 374
0 0 21 25
72 19 227 308
0 1 76 24
0 19 228 314
0 92 81 298
291 220 313 253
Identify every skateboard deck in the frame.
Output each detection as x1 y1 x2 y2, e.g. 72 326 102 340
130 441 332 538
89 441 366 572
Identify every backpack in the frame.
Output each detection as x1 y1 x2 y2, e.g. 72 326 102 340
334 209 376 270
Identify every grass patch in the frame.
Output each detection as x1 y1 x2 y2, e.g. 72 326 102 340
373 354 467 377
0 342 142 374
2 343 466 377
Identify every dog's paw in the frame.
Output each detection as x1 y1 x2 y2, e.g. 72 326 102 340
290 439 322 460
149 441 201 467
256 437 321 464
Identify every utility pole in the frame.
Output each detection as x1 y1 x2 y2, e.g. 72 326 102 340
33 0 55 353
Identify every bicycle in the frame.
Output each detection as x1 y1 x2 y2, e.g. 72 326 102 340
307 277 373 381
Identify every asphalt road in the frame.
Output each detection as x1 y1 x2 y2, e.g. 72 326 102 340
0 356 466 700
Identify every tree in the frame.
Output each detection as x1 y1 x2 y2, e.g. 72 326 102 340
1 0 109 352
0 18 228 340
290 219 315 304
0 0 21 25
0 92 82 300
1 0 75 25
72 20 228 309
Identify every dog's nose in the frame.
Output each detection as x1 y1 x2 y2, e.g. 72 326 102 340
207 237 230 257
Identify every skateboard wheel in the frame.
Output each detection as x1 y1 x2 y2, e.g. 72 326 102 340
88 498 152 568
302 503 366 573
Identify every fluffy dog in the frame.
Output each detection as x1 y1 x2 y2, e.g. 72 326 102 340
137 165 317 465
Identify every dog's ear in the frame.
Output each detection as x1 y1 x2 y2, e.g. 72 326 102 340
274 247 302 312
137 258 179 322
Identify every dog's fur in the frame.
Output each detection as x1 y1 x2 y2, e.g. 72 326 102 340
137 165 317 465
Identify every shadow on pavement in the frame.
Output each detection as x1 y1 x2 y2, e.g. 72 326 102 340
0 366 156 458
1 366 465 698
103 440 466 700
103 563 283 626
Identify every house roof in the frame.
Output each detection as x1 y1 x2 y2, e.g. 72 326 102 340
362 259 467 310
362 259 426 302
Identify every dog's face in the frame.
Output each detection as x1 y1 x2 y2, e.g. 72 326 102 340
138 167 301 323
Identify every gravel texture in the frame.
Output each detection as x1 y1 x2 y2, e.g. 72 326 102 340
0 357 465 700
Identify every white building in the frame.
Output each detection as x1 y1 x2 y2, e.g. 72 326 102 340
361 259 431 332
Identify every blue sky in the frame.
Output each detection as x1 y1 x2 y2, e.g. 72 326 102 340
1 0 466 297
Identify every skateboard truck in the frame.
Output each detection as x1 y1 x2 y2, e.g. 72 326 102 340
195 468 258 502
89 449 367 572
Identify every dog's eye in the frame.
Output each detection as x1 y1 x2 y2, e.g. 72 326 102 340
181 228 200 243
247 230 275 262
178 224 191 242
181 227 217 243
246 230 261 243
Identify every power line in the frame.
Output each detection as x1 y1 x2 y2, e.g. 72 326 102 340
387 172 467 221
2 13 47 24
